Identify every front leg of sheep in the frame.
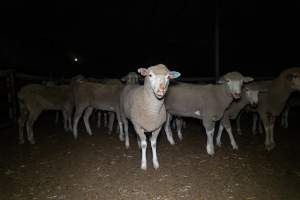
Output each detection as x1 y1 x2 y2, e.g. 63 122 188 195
151 128 162 170
203 120 215 156
134 125 147 170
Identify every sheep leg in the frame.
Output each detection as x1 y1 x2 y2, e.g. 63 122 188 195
164 113 175 145
107 112 115 134
182 119 187 129
115 108 124 141
124 118 130 148
258 119 264 134
151 128 161 170
171 118 176 129
55 111 60 125
62 111 69 132
252 113 258 135
18 106 28 144
134 125 147 170
216 122 224 147
175 117 183 140
97 111 101 128
236 111 243 135
72 105 86 139
26 110 41 144
260 114 272 151
281 106 289 128
223 117 238 150
83 107 93 136
284 107 289 128
203 120 215 156
103 112 108 127
269 116 276 150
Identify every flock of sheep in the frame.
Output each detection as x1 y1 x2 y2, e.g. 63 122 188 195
17 64 300 170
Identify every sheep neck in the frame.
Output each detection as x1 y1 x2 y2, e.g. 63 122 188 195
270 76 293 104
143 79 165 114
218 84 234 106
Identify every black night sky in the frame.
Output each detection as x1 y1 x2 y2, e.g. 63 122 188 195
1 1 300 78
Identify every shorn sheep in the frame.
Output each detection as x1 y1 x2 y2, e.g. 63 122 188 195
164 72 253 155
18 84 73 144
119 64 180 170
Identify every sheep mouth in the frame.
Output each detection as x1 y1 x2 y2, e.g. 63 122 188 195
250 102 258 108
154 92 165 99
232 93 241 99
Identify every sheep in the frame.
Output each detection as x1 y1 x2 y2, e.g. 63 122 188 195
164 72 253 155
280 95 300 128
119 64 180 170
235 80 272 135
216 84 267 149
18 84 73 144
238 68 300 151
79 72 140 136
72 80 124 139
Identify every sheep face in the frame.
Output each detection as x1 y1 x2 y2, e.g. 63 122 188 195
138 64 181 99
121 72 139 84
287 72 300 91
218 72 254 99
246 89 259 106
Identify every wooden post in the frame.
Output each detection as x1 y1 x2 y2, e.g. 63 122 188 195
215 0 220 82
6 70 17 123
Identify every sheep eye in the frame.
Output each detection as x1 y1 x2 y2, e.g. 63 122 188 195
149 74 152 77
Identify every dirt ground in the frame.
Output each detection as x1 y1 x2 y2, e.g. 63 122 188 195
1 113 300 200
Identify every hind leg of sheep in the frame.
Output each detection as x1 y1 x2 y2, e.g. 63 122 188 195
222 117 238 149
83 107 93 136
26 111 41 144
107 112 115 134
216 123 224 147
175 117 183 140
236 111 243 135
103 112 108 128
18 109 27 144
164 113 175 145
97 111 102 128
73 105 86 139
260 114 272 151
62 111 69 132
151 128 161 169
269 116 276 150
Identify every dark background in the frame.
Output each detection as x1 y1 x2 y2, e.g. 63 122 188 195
1 1 300 78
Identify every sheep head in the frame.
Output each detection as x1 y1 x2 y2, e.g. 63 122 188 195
138 64 181 99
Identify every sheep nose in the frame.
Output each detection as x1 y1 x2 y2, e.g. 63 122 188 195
234 92 241 98
159 83 165 91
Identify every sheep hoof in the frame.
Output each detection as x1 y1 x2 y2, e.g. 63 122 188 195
29 139 35 145
265 143 275 151
232 145 239 150
141 164 147 170
237 129 242 135
216 142 222 147
19 140 25 145
125 143 130 149
207 146 215 156
119 135 124 142
153 162 159 170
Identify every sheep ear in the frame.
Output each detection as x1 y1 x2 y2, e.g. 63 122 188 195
168 71 181 79
260 88 268 93
121 75 127 82
243 77 254 83
138 68 149 76
217 77 227 84
287 73 294 81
